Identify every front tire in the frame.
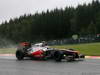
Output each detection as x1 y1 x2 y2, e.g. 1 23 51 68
54 51 63 62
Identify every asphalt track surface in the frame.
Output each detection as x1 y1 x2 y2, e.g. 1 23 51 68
0 56 100 75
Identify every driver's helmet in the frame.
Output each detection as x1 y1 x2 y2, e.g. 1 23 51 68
42 41 47 47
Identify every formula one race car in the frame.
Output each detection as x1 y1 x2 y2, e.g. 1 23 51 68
16 42 85 62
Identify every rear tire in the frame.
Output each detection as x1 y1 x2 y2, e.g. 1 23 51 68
16 50 24 60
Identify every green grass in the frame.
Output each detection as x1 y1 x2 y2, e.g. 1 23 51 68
51 43 100 56
0 48 16 54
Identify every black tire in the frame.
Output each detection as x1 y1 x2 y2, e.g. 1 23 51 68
54 51 63 62
16 50 24 60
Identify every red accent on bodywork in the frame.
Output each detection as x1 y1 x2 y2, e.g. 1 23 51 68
20 42 30 46
31 50 44 57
